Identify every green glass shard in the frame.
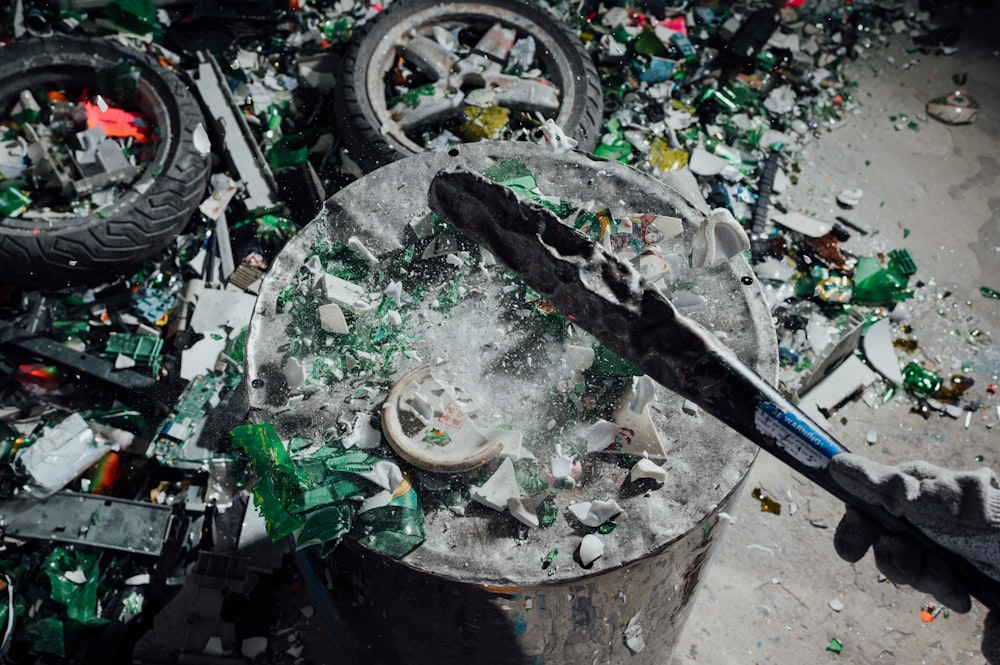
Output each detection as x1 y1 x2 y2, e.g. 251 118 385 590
358 506 425 559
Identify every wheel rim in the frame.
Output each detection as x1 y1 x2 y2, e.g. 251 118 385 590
364 3 582 155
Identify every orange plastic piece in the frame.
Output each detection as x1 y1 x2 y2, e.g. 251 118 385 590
920 609 935 622
47 90 70 102
84 99 151 143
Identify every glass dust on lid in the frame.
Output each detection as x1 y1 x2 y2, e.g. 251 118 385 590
246 143 776 585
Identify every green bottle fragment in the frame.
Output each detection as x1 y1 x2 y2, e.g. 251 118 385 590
851 249 917 305
975 455 986 462
633 29 668 56
597 520 618 534
981 286 1000 299
902 362 943 398
267 135 309 168
358 505 425 559
827 637 844 653
541 548 559 568
540 500 559 527
590 344 642 377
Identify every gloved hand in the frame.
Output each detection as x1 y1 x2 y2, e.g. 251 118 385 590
828 452 1000 663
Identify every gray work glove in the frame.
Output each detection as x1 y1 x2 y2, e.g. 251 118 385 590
828 453 1000 663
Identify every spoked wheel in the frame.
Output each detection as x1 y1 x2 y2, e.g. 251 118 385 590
335 0 603 172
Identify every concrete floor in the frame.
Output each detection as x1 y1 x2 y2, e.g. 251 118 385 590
275 6 1000 665
676 8 1000 665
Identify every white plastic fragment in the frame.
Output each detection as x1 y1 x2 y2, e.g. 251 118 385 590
579 533 605 567
318 303 350 334
192 122 211 155
568 499 623 527
688 147 730 176
797 355 877 427
681 400 699 416
180 330 227 381
624 612 645 654
861 318 904 384
770 210 832 238
629 458 667 485
836 188 864 208
691 208 749 268
471 458 521 513
866 428 878 445
829 598 845 612
125 573 151 586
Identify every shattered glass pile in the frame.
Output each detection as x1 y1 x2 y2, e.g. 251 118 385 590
0 0 995 662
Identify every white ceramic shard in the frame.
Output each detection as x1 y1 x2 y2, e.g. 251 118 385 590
611 377 668 459
770 210 832 238
507 497 540 528
580 419 622 454
568 499 623 527
579 533 605 566
561 344 595 382
622 213 683 244
536 118 578 154
318 303 350 334
344 411 381 449
861 317 903 384
636 252 670 281
492 428 534 462
316 273 371 313
629 458 667 485
624 612 645 654
347 235 380 268
471 458 520 512
550 443 577 484
691 208 750 268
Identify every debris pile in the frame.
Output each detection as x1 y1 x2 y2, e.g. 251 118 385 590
0 0 994 662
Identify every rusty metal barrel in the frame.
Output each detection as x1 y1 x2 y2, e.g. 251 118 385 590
246 142 777 664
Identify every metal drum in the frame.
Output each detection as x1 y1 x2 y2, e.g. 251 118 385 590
246 142 777 664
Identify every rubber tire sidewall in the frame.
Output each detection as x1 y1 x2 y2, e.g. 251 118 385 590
0 35 211 290
335 0 603 173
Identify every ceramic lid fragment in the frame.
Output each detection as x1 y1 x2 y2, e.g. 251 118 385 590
382 365 508 473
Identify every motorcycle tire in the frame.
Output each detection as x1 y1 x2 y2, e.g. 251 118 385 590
0 36 211 290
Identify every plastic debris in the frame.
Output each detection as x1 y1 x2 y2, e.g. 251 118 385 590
827 637 844 653
926 90 979 125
